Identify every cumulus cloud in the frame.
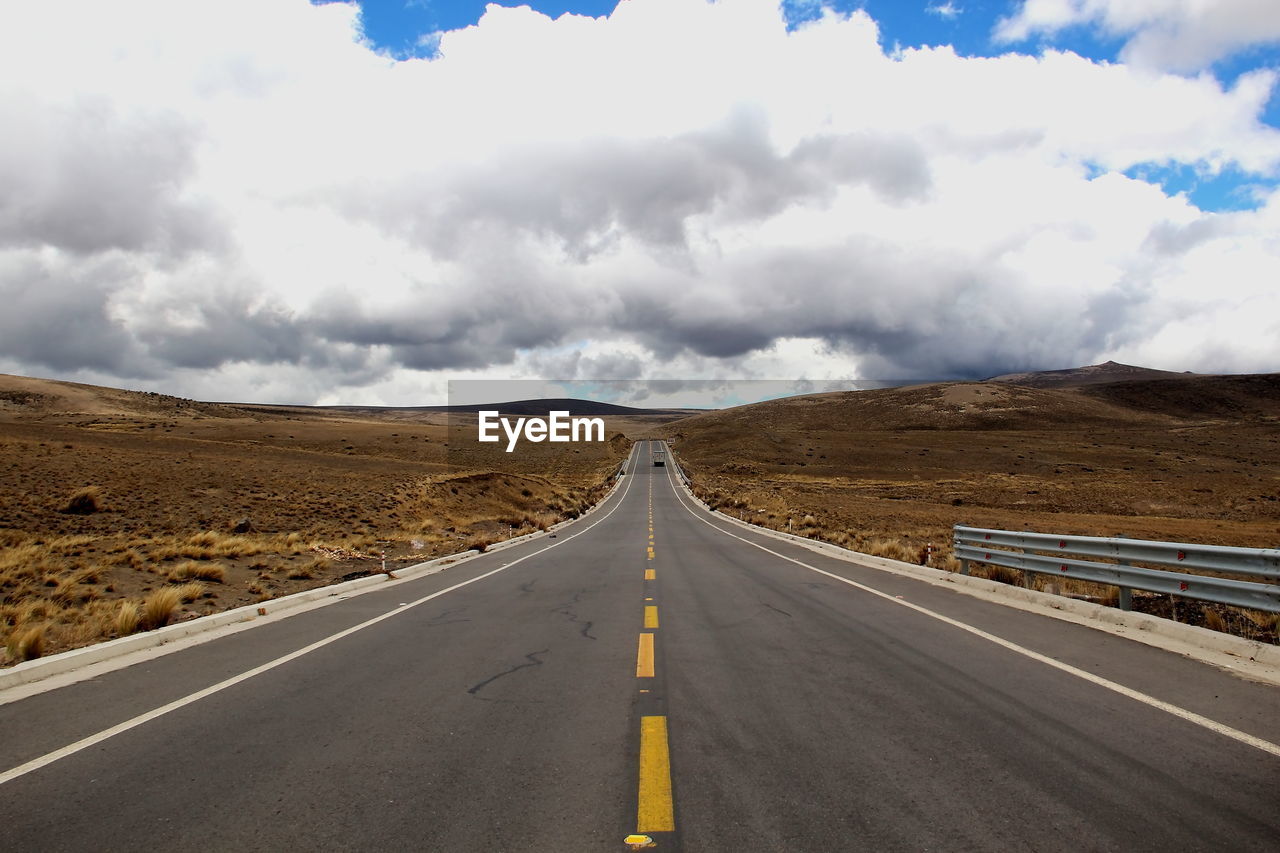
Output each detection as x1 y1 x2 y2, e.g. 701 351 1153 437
0 0 1278 403
996 0 1280 72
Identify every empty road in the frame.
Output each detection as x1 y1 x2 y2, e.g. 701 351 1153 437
1 440 1277 851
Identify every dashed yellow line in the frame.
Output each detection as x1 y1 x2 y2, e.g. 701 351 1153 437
644 568 655 580
644 605 659 629
637 716 675 833
636 633 655 678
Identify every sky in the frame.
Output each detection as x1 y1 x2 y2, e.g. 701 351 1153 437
1 0 1279 406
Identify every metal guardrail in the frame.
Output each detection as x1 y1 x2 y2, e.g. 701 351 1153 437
954 525 1280 613
661 440 691 486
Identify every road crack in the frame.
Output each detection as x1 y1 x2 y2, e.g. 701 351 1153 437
552 592 597 639
467 650 549 698
426 606 471 627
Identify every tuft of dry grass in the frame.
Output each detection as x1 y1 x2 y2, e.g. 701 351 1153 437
174 582 205 603
863 538 916 564
286 556 330 580
978 564 1023 586
467 536 497 553
6 624 45 662
115 600 140 636
139 588 182 631
59 486 103 515
167 561 225 583
0 529 28 548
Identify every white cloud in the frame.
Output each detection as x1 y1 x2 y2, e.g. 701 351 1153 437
996 0 1280 72
0 0 1278 404
927 3 963 20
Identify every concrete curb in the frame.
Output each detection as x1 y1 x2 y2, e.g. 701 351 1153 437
675 472 1280 670
0 460 631 692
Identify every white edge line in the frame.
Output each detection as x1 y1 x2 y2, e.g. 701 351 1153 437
661 453 1280 760
0 444 643 787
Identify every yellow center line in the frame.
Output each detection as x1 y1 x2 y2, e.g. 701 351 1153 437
636 633 655 677
637 716 675 833
644 605 658 629
644 568 655 580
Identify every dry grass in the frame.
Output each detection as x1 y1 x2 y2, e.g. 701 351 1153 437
139 588 182 631
1203 608 1228 633
151 532 262 562
166 561 225 583
6 624 45 662
174 582 206 603
286 556 330 580
0 374 636 662
59 486 102 515
673 378 1280 644
115 600 140 636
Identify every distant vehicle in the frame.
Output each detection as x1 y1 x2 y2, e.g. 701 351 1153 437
653 449 666 466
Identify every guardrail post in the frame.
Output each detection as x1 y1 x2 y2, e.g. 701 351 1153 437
959 558 970 576
1116 535 1132 611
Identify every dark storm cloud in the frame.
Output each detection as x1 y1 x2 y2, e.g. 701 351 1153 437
139 295 309 370
610 238 1159 380
0 253 151 375
332 112 932 260
0 96 222 257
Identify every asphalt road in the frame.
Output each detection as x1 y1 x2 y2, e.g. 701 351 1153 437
1 440 1278 851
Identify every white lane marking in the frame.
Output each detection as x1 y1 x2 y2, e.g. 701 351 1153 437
0 445 643 787
660 457 1280 760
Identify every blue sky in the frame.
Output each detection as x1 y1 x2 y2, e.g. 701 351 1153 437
334 0 1280 212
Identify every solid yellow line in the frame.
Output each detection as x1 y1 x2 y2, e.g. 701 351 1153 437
637 716 675 832
644 605 658 629
644 569 655 580
636 633 655 677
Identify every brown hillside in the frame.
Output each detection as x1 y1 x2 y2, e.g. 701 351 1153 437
666 373 1280 641
985 360 1190 388
1081 374 1280 421
0 373 658 664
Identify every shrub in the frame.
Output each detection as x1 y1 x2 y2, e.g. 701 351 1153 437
139 588 182 631
981 564 1022 586
115 601 140 636
6 624 45 661
60 486 102 515
468 536 496 553
286 556 329 580
167 561 225 583
174 582 205 603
